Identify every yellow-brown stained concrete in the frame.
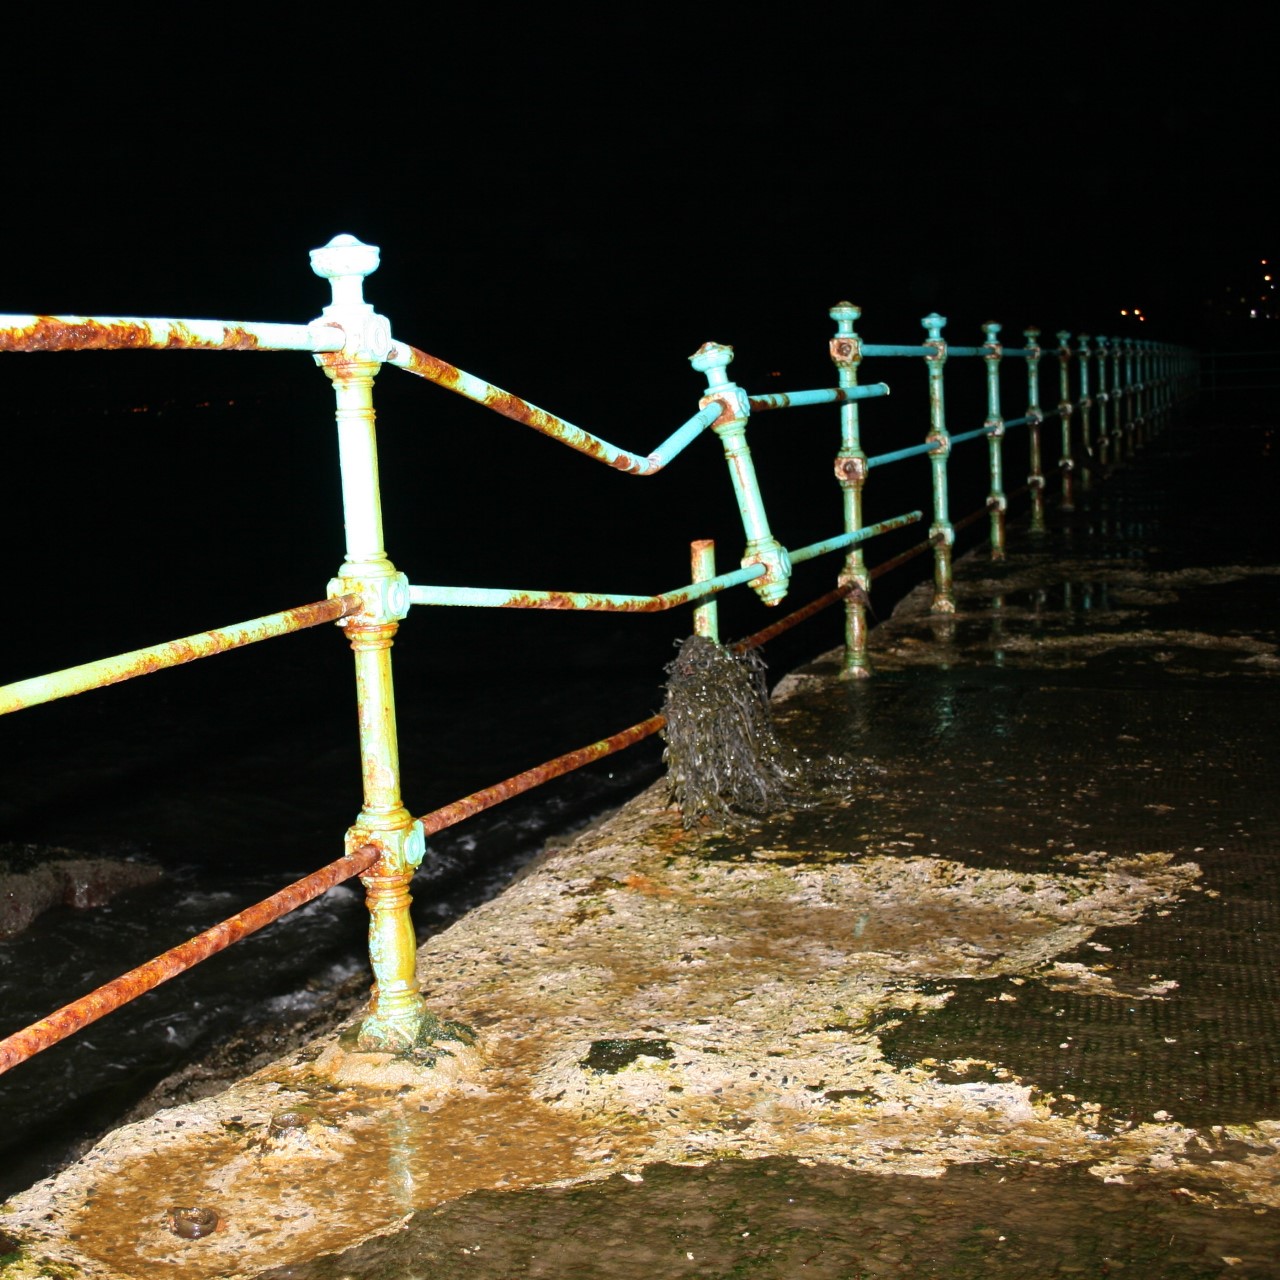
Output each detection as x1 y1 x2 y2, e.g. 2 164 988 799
4 744 1275 1278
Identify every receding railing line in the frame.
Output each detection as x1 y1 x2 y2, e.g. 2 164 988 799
0 232 1198 1075
947 425 994 447
868 439 939 468
0 596 363 717
404 512 923 613
746 385 891 412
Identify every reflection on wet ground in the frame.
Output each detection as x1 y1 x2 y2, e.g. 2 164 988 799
262 1156 1278 1280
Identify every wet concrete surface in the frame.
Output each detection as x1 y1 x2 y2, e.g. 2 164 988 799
3 416 1280 1278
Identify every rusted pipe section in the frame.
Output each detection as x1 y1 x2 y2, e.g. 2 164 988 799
0 314 340 354
0 596 363 716
417 716 666 837
0 846 381 1077
868 538 933 580
691 540 720 643
387 339 693 475
732 585 852 654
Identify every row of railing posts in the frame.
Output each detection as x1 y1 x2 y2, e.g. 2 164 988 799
825 308 1195 681
0 236 1196 1066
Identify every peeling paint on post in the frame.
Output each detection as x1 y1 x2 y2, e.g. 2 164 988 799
1133 339 1148 449
922 314 955 613
1056 331 1076 512
311 234 428 1054
690 343 791 608
829 302 872 676
981 322 1007 559
1123 338 1138 459
1109 336 1126 463
1094 336 1110 469
690 540 719 643
1076 335 1093 491
1023 327 1046 534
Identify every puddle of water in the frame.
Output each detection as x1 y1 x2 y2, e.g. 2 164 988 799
55 1084 606 1280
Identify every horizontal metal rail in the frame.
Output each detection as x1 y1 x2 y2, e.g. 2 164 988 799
387 339 888 475
0 845 382 1076
747 385 890 413
417 716 667 837
948 425 995 447
732 584 851 654
405 512 922 612
0 314 343 354
0 596 363 716
868 440 939 469
857 343 1040 360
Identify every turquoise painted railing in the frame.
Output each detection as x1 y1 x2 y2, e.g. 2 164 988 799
0 235 1197 1071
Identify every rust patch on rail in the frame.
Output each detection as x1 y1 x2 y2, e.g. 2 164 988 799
0 317 262 353
394 343 642 470
0 847 379 1076
418 716 665 838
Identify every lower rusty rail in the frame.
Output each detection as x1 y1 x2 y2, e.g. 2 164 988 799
418 715 666 836
733 585 853 654
0 846 381 1077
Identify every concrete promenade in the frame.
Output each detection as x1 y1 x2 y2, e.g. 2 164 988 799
3 412 1279 1278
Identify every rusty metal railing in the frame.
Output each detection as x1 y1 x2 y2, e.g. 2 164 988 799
0 234 1197 1073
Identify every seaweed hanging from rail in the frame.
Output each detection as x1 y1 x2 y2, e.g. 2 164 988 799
660 635 850 828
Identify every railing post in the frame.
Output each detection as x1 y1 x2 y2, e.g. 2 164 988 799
1109 335 1126 462
1122 337 1136 457
829 301 872 677
1076 335 1093 491
690 342 791 607
981 322 1007 559
691 539 720 643
922 313 955 612
310 234 428 1054
1023 326 1046 534
1056 330 1075 512
1094 335 1110 469
1134 339 1148 448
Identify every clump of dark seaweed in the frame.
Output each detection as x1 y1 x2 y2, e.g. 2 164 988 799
661 635 849 828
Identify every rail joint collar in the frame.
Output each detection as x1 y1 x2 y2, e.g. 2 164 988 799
328 569 411 625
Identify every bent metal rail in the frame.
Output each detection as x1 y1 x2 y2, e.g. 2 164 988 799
0 234 1195 1072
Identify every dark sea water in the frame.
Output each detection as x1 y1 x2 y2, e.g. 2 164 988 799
0 340 993 1198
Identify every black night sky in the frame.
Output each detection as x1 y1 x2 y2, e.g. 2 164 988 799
6 13 1268 350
